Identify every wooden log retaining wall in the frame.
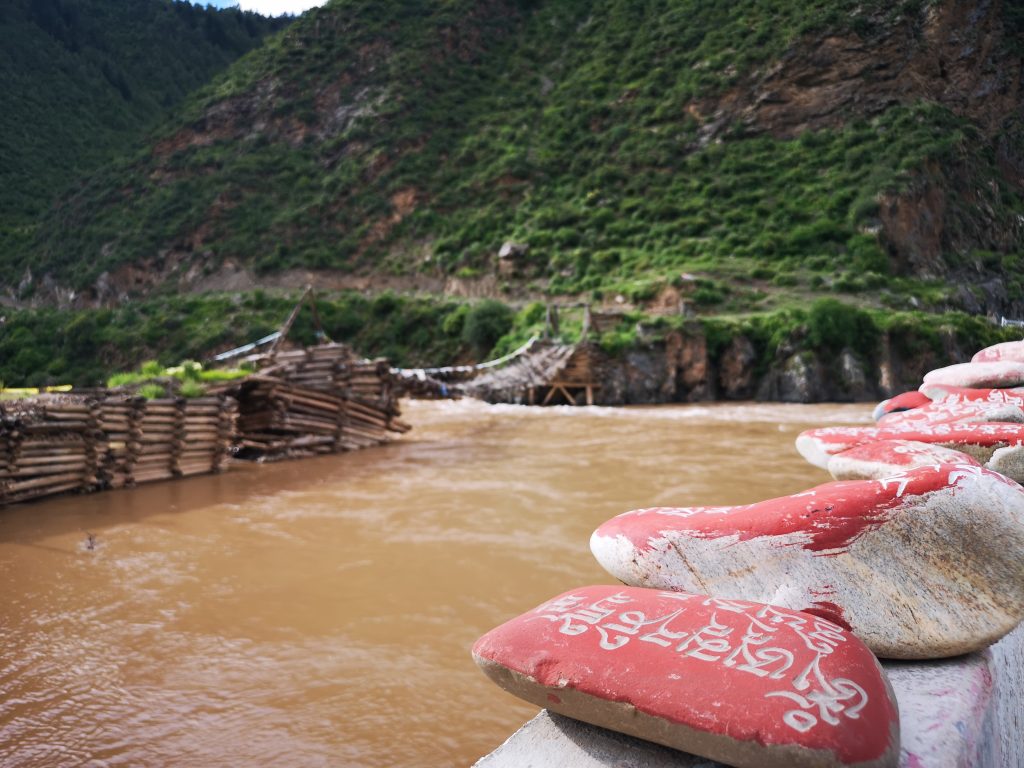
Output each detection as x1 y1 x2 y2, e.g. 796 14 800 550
0 394 237 507
0 352 408 505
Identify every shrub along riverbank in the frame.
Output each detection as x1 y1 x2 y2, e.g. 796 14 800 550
0 291 1017 398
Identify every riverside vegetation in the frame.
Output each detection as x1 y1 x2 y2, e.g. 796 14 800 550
1 292 1018 399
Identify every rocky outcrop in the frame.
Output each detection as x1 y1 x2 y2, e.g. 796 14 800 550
587 319 994 405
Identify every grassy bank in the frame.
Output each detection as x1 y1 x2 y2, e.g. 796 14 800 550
0 291 1016 390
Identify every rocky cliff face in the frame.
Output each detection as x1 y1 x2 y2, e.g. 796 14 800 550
596 326 972 405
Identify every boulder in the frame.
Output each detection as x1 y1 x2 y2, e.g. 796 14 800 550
827 440 979 481
795 422 1024 475
590 464 1024 659
920 361 1024 390
871 391 931 422
877 398 1024 428
917 384 1024 404
972 341 1024 364
473 585 900 768
476 642 1004 768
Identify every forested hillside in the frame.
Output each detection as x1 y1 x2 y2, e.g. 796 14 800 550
0 0 289 234
8 0 1023 319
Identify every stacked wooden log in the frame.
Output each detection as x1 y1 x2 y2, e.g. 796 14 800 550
349 359 394 405
225 343 409 460
131 398 184 485
259 343 355 391
346 396 411 447
98 395 145 489
177 397 237 477
0 396 101 504
229 376 345 460
224 372 409 461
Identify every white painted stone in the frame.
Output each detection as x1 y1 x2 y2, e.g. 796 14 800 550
590 464 1024 659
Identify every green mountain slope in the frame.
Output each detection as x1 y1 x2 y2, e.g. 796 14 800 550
10 0 1024 317
0 0 289 229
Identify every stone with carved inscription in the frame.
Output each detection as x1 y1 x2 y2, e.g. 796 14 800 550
795 422 1024 478
917 383 1024 404
826 440 978 481
875 397 1024 428
473 585 900 768
871 391 931 422
920 361 1024 390
972 341 1024 364
591 464 1024 659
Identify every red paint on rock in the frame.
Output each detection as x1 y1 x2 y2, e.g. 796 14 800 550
798 422 1024 458
878 398 1023 427
473 586 899 765
833 440 979 468
596 464 993 556
921 361 1024 389
918 385 1024 405
803 602 852 631
874 390 931 420
972 341 1024 364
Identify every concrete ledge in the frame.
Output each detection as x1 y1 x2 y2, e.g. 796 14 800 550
476 624 1024 768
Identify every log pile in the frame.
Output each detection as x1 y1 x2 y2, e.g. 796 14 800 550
256 344 396 406
0 393 237 505
225 373 409 462
259 343 356 391
349 359 395 405
131 398 182 485
0 396 101 504
98 394 144 489
0 344 409 503
177 397 237 477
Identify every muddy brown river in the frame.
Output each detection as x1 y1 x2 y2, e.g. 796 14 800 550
0 400 869 767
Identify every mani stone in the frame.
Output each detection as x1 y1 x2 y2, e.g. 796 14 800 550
476 642 1005 768
871 391 931 422
973 341 1024 363
827 440 978 481
590 463 1024 659
795 422 1024 476
473 585 900 768
920 361 1024 390
876 397 1024 427
917 383 1024 404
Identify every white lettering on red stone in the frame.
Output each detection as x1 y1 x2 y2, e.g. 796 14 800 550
530 592 867 735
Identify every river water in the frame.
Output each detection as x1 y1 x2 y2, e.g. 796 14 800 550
0 400 869 767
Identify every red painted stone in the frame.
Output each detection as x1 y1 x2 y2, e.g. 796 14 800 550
827 439 979 480
920 361 1024 390
796 422 1024 470
917 384 1024 404
473 585 900 768
591 465 1024 660
876 397 1024 428
871 391 931 422
972 341 1024 363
